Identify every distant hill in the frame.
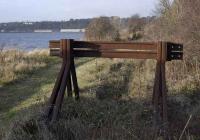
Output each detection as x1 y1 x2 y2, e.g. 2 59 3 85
0 16 155 33
0 19 92 33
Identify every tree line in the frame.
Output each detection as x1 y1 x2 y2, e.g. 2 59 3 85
0 16 154 33
85 16 155 41
0 19 91 32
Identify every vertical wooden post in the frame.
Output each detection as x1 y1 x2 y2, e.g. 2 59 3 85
161 42 168 138
66 40 73 98
153 42 169 139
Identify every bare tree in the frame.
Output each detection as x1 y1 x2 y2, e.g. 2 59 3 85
85 17 120 41
144 0 200 58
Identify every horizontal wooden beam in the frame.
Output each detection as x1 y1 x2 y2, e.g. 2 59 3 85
74 50 157 59
49 40 183 61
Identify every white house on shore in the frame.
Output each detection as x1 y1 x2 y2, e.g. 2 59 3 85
60 29 85 33
34 30 52 33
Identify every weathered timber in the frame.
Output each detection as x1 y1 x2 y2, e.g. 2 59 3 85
47 39 183 139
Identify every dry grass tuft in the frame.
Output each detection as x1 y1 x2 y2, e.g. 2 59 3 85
0 49 49 85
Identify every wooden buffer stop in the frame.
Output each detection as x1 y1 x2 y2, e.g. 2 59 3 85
47 39 183 135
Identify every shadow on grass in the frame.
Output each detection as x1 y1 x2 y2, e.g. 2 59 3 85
167 88 200 138
1 58 157 140
5 90 200 140
0 58 94 125
80 60 135 100
4 96 155 140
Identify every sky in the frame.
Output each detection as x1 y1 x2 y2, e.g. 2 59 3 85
0 0 158 22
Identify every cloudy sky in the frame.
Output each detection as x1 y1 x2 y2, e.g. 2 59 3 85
0 0 158 22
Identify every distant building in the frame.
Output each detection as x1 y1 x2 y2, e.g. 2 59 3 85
60 29 85 33
23 22 33 25
34 30 52 33
111 16 120 20
0 30 5 32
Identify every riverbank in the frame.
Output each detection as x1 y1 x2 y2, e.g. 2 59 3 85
0 49 51 85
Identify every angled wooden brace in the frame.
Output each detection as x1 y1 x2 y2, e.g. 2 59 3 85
50 39 72 122
45 39 68 120
46 39 79 122
70 54 80 100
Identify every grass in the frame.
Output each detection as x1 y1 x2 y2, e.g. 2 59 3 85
0 49 50 85
0 50 58 129
0 49 200 140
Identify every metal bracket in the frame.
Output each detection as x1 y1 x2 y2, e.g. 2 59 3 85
166 42 183 61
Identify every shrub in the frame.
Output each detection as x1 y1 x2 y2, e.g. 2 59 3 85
85 17 120 41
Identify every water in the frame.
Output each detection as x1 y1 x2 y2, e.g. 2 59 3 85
0 32 84 51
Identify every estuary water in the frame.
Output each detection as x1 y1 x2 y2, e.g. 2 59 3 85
0 32 84 51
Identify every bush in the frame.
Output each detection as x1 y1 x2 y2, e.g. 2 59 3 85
144 0 200 58
85 17 120 41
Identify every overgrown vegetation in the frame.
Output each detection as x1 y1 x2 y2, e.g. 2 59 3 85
144 0 200 58
0 49 50 85
85 17 120 41
84 16 154 41
2 57 200 140
1 0 200 139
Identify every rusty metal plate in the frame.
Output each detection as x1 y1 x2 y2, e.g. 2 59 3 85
166 42 183 61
